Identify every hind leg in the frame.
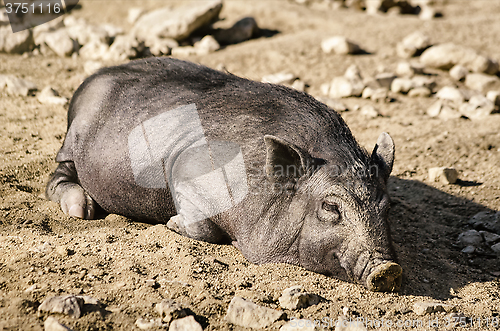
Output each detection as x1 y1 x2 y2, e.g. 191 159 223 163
46 161 96 219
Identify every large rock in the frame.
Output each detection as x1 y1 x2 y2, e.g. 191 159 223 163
278 286 320 310
281 319 322 330
155 299 187 323
169 316 203 331
105 35 142 61
413 302 455 316
225 296 284 329
420 43 499 74
38 295 84 319
214 17 259 45
35 29 77 57
459 95 496 120
428 167 459 184
65 17 110 46
396 31 431 58
468 211 500 234
321 36 362 55
38 86 68 105
78 39 109 61
0 26 34 53
464 73 500 92
133 0 223 42
457 230 484 246
44 317 73 331
0 75 37 96
435 86 465 103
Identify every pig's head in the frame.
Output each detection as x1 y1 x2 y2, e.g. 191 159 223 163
264 132 402 292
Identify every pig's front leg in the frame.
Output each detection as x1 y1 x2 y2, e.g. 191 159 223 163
167 214 230 244
46 161 96 219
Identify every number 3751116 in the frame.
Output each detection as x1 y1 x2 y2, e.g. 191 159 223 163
5 2 62 14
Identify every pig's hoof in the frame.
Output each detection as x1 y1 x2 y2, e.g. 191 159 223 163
60 185 96 219
167 215 185 234
366 262 402 292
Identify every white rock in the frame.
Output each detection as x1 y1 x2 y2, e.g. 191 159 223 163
435 86 465 103
133 0 223 42
396 61 424 77
328 76 364 98
128 8 147 24
0 26 34 54
411 75 436 89
38 295 84 319
486 90 500 106
492 243 500 254
449 65 468 81
321 36 361 55
194 35 220 55
37 86 68 105
344 64 362 80
291 79 306 92
479 231 500 245
135 318 165 330
37 29 77 57
145 37 178 57
420 43 499 74
396 31 431 58
320 83 331 96
316 97 348 112
214 17 259 45
281 319 322 331
361 87 374 99
360 105 379 118
100 24 124 39
262 72 296 85
83 60 104 76
419 6 439 20
155 299 187 323
413 302 455 316
458 229 484 246
408 86 431 97
428 167 459 184
278 286 320 310
66 20 110 46
78 40 109 60
461 245 475 254
169 316 203 331
391 78 414 94
459 95 495 119
225 296 284 329
105 35 141 61
335 316 367 331
465 73 500 92
171 46 198 57
44 317 73 331
370 88 389 102
1 75 37 96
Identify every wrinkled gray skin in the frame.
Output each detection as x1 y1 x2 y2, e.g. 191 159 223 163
46 58 402 291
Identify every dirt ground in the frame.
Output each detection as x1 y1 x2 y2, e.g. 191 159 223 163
1 0 500 330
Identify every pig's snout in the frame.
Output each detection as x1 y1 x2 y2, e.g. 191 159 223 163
366 262 402 292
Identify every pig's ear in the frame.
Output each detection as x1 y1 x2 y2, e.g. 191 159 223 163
264 135 314 179
371 132 394 182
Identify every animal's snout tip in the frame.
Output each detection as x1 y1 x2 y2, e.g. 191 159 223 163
366 262 402 292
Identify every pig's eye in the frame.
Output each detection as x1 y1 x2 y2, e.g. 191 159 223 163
322 201 339 214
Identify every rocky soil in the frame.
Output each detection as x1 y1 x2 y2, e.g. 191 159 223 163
1 0 500 330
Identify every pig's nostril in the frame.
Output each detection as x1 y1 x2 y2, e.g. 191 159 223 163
366 262 402 292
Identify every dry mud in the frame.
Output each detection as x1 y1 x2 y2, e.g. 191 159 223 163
0 0 499 330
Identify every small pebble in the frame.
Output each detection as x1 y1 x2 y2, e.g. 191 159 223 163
428 167 459 184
